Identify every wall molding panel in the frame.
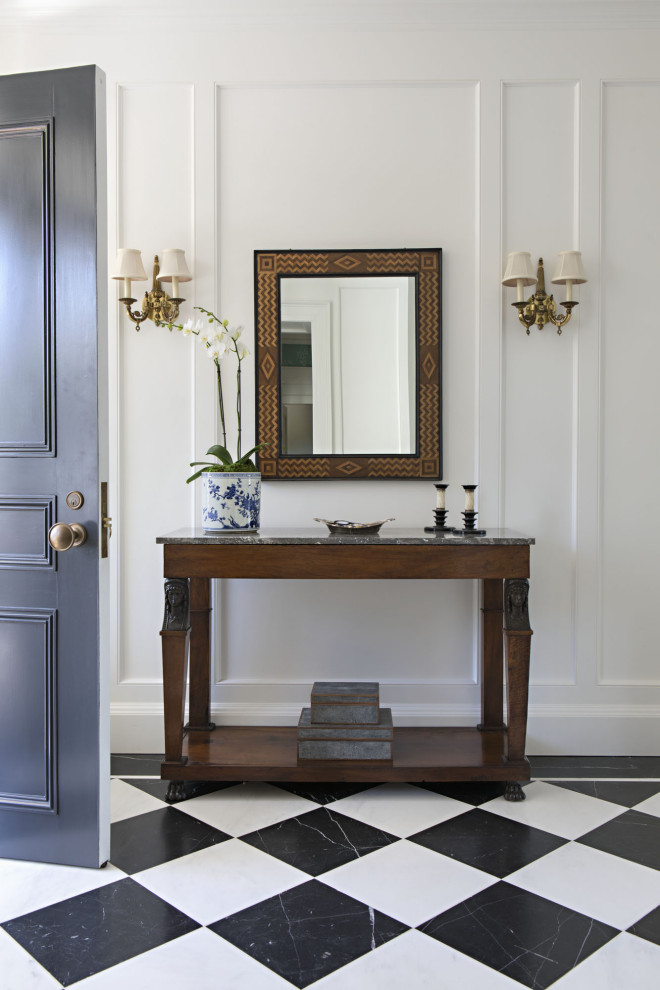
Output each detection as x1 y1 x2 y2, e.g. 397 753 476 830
501 79 581 688
598 80 660 687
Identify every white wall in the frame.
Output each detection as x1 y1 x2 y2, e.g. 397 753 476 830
4 1 660 754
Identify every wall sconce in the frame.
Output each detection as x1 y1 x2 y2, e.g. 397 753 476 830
502 250 587 335
111 248 192 330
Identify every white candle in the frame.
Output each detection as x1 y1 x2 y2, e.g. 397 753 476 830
565 279 573 302
123 277 131 298
171 275 180 298
516 278 524 302
435 487 446 510
464 488 475 511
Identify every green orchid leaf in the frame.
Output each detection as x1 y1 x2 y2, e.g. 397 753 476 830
205 444 233 464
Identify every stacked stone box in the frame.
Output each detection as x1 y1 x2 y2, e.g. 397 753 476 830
299 682 392 761
310 681 379 724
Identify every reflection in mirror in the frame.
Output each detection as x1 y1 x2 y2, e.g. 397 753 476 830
280 276 416 456
255 248 442 480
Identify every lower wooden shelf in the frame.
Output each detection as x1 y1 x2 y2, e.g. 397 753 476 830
161 726 531 784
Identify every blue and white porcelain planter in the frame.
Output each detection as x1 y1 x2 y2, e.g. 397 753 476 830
201 471 261 531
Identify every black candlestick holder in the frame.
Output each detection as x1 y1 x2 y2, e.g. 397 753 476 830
453 485 486 536
453 509 486 537
424 483 453 533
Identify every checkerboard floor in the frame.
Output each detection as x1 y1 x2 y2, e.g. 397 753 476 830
2 759 660 988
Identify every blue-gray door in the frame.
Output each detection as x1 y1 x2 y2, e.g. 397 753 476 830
0 66 108 867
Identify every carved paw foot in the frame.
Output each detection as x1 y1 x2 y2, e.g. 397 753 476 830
504 781 526 802
165 781 188 804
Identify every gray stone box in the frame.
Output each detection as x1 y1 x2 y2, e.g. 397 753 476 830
310 681 379 724
297 707 393 761
298 739 392 761
298 707 393 740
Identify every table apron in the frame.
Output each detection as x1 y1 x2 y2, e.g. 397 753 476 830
163 543 530 580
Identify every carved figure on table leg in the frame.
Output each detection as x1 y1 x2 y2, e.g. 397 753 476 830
162 578 190 631
505 781 526 802
504 578 530 631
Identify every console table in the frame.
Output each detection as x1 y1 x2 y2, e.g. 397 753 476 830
156 529 534 802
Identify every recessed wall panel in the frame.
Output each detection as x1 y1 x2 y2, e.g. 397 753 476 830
502 82 579 684
0 609 56 810
217 83 478 688
0 124 52 454
600 82 660 685
0 496 54 568
117 83 194 683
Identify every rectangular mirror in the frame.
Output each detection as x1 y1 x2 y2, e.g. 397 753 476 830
255 248 442 480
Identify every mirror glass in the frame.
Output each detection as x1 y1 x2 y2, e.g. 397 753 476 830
280 275 416 456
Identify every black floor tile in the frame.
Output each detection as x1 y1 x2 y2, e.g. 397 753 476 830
110 806 230 874
628 904 660 947
551 779 660 807
1 878 199 987
409 808 566 877
528 755 660 778
419 880 618 990
414 780 509 805
209 879 408 988
271 781 379 805
110 753 164 776
577 809 660 871
240 805 399 875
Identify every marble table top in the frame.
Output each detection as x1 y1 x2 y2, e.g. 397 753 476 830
157 527 535 546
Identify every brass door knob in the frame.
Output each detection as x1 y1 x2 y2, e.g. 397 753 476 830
48 522 87 551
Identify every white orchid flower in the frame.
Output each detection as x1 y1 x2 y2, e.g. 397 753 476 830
230 325 243 341
207 334 229 361
180 318 194 336
236 340 250 360
193 318 206 334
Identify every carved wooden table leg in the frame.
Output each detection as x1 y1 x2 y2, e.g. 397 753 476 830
479 579 505 732
503 577 533 801
160 579 190 794
186 577 215 731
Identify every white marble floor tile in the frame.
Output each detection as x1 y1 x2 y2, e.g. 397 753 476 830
132 838 308 925
481 781 623 839
0 927 63 989
551 932 660 989
326 782 471 837
508 841 660 930
176 782 318 836
634 790 660 818
73 927 291 989
110 778 168 823
321 838 494 928
311 929 520 989
0 857 126 924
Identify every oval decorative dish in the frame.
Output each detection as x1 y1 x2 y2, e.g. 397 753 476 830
314 517 395 535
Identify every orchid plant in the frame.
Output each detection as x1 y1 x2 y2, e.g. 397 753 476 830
160 306 266 482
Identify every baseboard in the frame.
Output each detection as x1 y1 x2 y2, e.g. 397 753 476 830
110 701 660 755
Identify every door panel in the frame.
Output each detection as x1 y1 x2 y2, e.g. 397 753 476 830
0 609 55 811
0 66 107 867
0 122 52 452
